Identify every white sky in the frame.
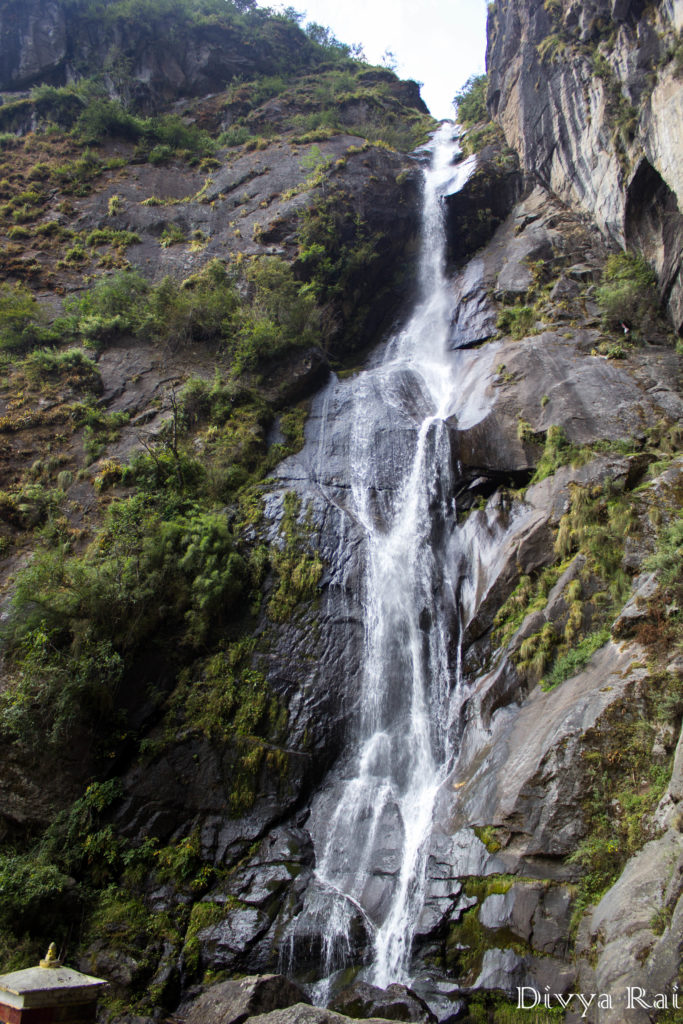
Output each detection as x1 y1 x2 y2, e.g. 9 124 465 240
262 0 489 120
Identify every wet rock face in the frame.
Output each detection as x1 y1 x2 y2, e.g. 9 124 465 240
189 828 316 976
115 739 313 868
249 170 683 1007
486 0 683 327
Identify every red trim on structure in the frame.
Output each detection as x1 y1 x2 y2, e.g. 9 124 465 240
0 1003 97 1024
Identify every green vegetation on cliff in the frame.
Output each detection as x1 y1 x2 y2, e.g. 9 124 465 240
0 0 431 994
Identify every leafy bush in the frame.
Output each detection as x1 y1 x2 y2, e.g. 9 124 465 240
21 347 100 387
596 251 659 334
0 852 74 934
72 95 216 163
179 371 236 427
530 424 586 484
219 124 253 147
145 262 239 346
75 98 143 144
86 227 141 250
30 83 84 128
233 257 321 373
460 121 504 157
1 492 251 748
496 304 535 339
645 511 683 612
0 624 124 748
66 269 150 340
0 282 47 352
50 151 105 194
541 627 611 690
454 74 489 126
9 496 247 651
160 224 187 247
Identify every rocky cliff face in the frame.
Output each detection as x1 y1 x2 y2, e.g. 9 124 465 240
0 0 319 107
263 162 683 1021
0 0 432 1004
486 0 683 330
0 1 681 1022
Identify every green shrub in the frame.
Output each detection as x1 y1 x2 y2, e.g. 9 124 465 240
0 623 124 748
0 852 74 935
82 408 129 463
0 282 47 352
63 244 88 264
497 304 535 339
460 121 504 157
35 220 73 239
40 779 124 877
179 371 236 427
0 131 21 149
537 33 567 63
51 151 105 194
148 143 174 165
75 98 143 144
530 424 586 484
67 269 150 340
219 124 252 147
454 74 489 126
596 251 659 333
145 263 239 346
232 257 321 373
31 83 85 128
645 511 683 611
1 495 250 747
86 227 141 250
160 223 186 247
541 627 611 690
21 347 100 386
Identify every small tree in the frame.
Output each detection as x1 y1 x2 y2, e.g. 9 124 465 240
453 74 489 126
596 251 659 334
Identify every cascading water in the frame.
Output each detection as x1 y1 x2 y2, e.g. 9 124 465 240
284 123 476 996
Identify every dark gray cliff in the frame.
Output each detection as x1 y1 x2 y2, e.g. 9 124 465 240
486 0 683 330
0 0 319 107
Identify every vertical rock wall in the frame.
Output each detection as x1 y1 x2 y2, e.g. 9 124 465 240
486 0 683 330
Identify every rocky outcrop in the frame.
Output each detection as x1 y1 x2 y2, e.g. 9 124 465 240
486 0 683 329
259 168 682 1018
0 0 318 106
444 144 523 267
181 974 309 1024
0 2 681 1021
329 982 436 1023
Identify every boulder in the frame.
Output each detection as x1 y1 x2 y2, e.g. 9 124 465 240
182 975 309 1024
330 981 437 1023
246 1008 396 1024
478 882 572 956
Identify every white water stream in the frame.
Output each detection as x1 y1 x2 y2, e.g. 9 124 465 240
285 124 480 995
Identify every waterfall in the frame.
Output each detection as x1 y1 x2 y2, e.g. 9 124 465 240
283 123 474 996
